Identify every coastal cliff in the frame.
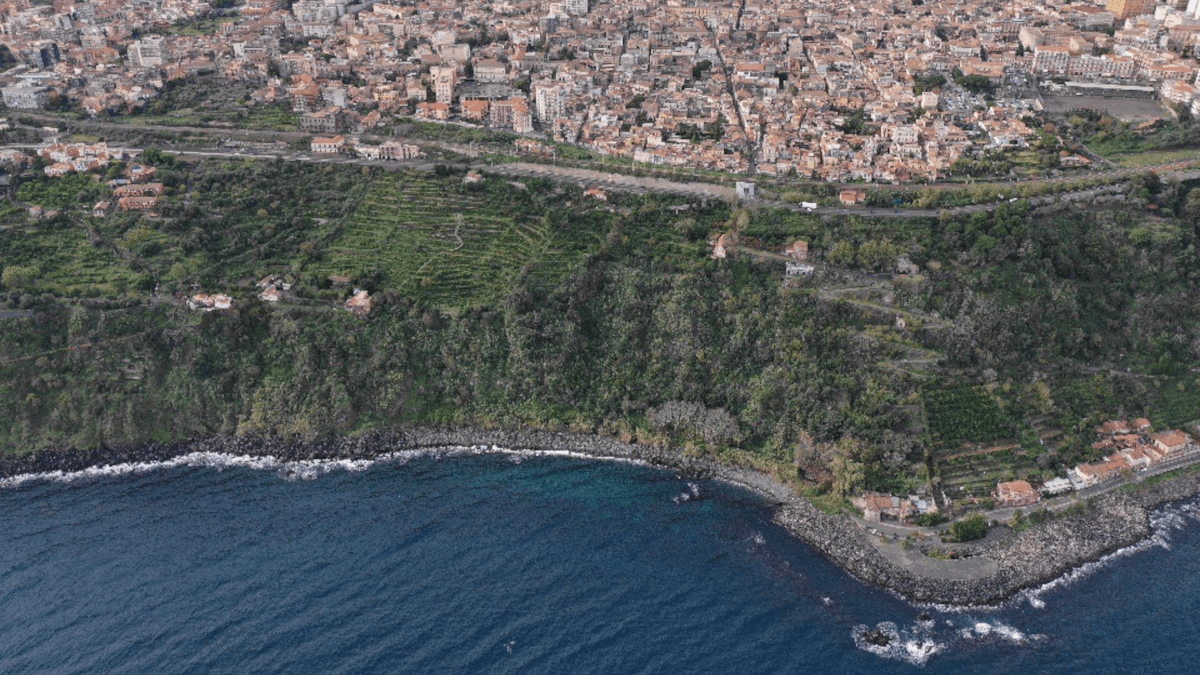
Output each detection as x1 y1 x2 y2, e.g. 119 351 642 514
2 428 1197 607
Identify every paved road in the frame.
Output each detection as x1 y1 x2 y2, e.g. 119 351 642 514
863 529 1002 581
12 136 1192 222
13 113 1200 214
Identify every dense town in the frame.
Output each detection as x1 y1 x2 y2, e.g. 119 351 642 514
2 0 1200 180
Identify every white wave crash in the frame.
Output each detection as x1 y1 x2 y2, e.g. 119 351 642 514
852 621 943 667
0 444 655 490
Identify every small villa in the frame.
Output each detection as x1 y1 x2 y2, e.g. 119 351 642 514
310 136 346 154
1041 477 1072 496
994 480 1040 507
344 289 372 316
854 492 936 523
1152 430 1190 456
782 240 809 260
113 182 163 198
187 294 233 312
117 195 159 211
258 285 281 303
839 188 867 206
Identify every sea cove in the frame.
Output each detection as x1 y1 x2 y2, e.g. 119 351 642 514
4 447 1200 674
2 102 1200 674
5 429 1200 610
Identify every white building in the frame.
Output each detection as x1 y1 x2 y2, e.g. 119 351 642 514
534 82 567 122
430 65 456 104
2 82 50 109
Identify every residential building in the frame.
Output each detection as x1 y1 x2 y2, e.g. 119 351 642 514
783 240 809 260
2 83 50 110
1106 0 1156 20
310 135 346 153
994 480 1040 507
430 65 457 104
300 107 345 133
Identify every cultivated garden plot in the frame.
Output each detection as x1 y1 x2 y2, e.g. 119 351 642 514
314 172 602 309
923 386 1015 451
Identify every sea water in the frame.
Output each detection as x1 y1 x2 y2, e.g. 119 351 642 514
1 449 1198 674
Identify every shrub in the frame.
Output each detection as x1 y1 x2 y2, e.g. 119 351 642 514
948 514 988 542
914 512 943 527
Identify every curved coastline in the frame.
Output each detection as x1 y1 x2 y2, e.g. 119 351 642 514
2 427 1198 606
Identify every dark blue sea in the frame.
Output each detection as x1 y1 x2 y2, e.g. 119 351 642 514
2 449 1198 674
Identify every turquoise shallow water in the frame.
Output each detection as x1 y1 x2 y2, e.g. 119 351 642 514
1 450 1198 673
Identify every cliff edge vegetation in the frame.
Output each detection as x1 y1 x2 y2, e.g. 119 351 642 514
1 155 1198 516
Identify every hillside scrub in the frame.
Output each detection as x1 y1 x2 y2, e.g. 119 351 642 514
1 159 1198 503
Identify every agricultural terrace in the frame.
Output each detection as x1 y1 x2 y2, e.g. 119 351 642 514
935 443 1044 506
923 386 1024 505
924 386 1015 450
1149 377 1200 431
311 172 611 309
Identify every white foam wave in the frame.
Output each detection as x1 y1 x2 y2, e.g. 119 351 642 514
958 620 1041 645
1019 500 1200 608
856 615 1045 666
0 451 397 489
488 446 649 467
852 621 944 667
0 444 652 489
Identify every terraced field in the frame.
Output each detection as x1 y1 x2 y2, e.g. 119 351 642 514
316 173 598 308
0 221 147 297
936 444 1041 504
924 386 1015 451
1150 377 1200 430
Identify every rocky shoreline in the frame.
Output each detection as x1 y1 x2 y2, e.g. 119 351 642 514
2 427 1198 607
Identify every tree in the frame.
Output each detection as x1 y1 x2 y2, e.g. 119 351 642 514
1180 187 1200 226
827 241 857 267
829 437 867 501
857 239 900 271
912 72 946 94
829 451 865 501
1 266 37 290
949 514 988 541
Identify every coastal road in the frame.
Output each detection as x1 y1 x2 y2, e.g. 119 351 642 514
853 450 1200 581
